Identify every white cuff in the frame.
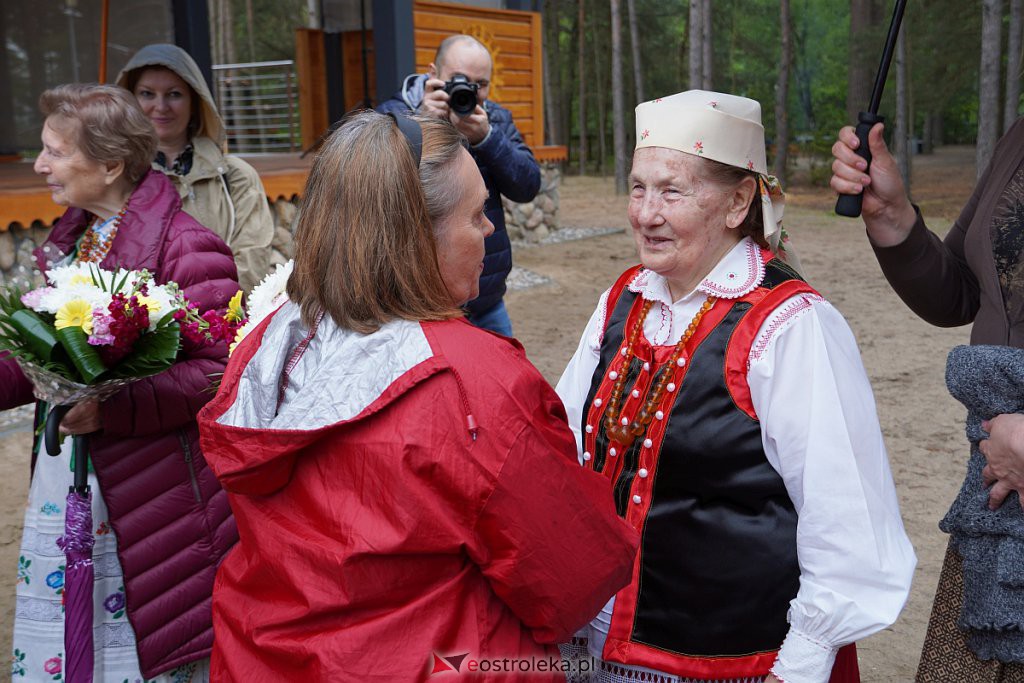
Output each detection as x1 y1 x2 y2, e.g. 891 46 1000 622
770 628 838 683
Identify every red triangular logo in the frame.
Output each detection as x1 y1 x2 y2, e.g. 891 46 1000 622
431 653 456 675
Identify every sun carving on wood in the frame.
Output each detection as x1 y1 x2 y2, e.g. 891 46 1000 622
461 24 504 101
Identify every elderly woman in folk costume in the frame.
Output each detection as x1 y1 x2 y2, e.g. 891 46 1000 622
556 91 917 683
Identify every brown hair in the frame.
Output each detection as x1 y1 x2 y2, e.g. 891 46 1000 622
39 84 157 186
700 157 767 248
286 111 468 333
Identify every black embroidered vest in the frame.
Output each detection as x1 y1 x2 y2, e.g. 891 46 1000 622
582 258 815 671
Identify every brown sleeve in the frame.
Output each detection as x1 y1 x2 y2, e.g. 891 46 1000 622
870 206 980 328
870 119 1024 328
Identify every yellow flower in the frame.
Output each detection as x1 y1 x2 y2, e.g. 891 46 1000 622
135 295 162 315
225 290 245 324
55 299 94 334
69 274 93 287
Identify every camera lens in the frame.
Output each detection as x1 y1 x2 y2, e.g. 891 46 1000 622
449 87 477 116
445 77 479 117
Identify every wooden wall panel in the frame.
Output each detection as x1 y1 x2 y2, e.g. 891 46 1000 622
412 0 544 148
342 29 377 111
295 28 329 149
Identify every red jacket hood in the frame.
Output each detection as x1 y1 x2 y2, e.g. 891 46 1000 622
199 306 463 496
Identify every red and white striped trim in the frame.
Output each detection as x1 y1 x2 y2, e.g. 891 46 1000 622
748 293 826 368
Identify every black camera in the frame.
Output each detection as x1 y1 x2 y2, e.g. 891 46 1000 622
444 75 480 117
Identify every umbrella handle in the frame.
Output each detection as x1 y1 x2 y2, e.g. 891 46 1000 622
835 111 885 218
72 435 90 494
44 404 73 457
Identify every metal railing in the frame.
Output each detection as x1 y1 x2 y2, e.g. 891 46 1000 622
212 59 299 154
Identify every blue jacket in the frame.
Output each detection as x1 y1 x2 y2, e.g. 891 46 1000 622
376 73 541 316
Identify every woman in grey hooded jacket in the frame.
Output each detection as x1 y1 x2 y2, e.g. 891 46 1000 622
117 44 274 293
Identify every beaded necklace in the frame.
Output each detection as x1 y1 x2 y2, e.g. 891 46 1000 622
603 294 716 447
77 201 129 264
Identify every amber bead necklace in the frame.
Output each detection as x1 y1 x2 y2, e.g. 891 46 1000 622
77 201 129 264
603 295 716 447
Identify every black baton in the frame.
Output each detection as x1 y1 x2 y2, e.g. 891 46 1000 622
835 0 909 218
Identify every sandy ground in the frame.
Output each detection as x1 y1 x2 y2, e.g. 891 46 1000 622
0 147 978 681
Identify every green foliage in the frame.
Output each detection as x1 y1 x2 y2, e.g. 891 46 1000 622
549 0 998 170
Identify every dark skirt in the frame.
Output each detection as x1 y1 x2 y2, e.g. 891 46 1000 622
917 543 1024 682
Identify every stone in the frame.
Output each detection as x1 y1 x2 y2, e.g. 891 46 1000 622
0 231 15 271
537 194 554 214
517 202 535 217
532 223 550 241
526 207 544 229
269 250 287 267
275 200 298 228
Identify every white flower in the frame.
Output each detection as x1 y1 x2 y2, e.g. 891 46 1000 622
231 260 293 353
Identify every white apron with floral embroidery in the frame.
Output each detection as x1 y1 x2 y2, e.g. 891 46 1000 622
11 433 210 683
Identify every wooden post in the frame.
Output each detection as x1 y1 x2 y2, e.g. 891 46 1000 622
295 28 329 150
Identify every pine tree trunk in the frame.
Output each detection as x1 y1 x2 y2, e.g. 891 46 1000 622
847 0 880 123
894 24 911 191
578 0 587 174
978 0 1003 178
701 0 712 89
544 0 565 145
772 0 792 181
627 0 644 102
611 0 628 194
1006 0 1023 131
224 0 237 65
245 0 257 62
592 6 608 177
688 0 702 89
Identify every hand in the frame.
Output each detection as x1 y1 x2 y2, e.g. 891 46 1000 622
420 78 451 120
979 413 1024 510
764 675 783 683
830 123 917 247
450 104 491 145
59 400 102 435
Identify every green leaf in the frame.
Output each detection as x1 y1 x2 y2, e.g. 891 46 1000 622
55 326 107 383
111 323 181 379
7 310 60 362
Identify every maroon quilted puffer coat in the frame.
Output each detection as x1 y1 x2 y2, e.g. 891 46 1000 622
0 170 240 677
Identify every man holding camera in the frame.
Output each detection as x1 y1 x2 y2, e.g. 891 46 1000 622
376 35 541 337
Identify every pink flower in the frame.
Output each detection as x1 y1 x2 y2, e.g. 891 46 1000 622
641 129 650 140
88 311 116 346
693 140 704 154
20 288 46 309
43 656 61 675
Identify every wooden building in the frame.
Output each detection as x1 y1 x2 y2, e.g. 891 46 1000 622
0 0 564 264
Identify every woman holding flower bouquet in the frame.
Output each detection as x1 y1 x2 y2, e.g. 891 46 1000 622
197 111 638 681
0 84 239 681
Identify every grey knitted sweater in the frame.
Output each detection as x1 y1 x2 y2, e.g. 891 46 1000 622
942 344 1024 662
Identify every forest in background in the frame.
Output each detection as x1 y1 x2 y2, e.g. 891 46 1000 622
211 0 1021 190
541 0 1022 191
5 0 1019 188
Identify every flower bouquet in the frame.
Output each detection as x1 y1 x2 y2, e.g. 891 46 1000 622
0 262 241 683
0 262 243 406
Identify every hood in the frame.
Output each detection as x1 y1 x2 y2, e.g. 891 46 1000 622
401 73 427 110
116 43 226 147
198 303 452 497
